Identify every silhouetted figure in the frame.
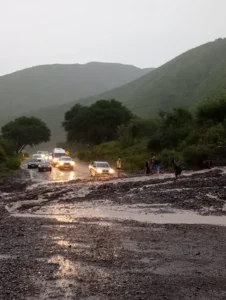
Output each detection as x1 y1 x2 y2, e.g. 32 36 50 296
171 157 182 181
145 160 151 175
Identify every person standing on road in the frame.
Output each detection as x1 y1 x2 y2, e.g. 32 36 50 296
145 160 151 175
116 157 122 177
171 157 182 181
154 158 160 175
150 155 156 174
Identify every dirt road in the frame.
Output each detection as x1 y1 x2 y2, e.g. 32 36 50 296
1 166 226 299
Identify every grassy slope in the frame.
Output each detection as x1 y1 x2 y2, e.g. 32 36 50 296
22 39 226 147
76 39 226 117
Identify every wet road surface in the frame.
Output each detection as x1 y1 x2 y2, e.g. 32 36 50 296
25 159 90 182
1 167 226 299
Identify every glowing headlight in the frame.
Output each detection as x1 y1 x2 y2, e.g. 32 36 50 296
53 158 57 162
60 162 64 166
49 156 53 160
70 161 75 165
109 168 115 174
41 154 45 158
97 168 102 174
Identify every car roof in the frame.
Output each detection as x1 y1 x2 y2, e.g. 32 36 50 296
59 156 72 159
94 161 109 164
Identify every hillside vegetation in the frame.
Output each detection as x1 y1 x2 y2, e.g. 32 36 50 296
0 62 152 120
76 95 226 172
76 39 226 116
23 38 226 147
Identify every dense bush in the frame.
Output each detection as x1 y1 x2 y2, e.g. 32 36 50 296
0 137 21 173
4 156 21 170
71 96 226 172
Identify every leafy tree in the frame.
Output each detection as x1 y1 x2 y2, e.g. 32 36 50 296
1 117 50 152
118 118 158 148
63 99 133 145
196 95 226 124
148 107 193 152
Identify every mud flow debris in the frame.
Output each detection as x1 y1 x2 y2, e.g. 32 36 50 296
1 167 226 299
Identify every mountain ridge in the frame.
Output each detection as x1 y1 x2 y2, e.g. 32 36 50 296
0 62 153 119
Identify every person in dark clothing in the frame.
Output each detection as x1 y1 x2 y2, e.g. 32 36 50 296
150 155 156 173
171 157 182 180
154 158 160 175
145 161 151 175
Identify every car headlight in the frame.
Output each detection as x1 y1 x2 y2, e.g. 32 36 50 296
41 154 45 158
53 158 57 162
60 162 64 165
70 161 75 165
109 168 115 174
49 156 53 160
97 168 102 174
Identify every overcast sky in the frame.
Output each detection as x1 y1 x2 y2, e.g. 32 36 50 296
0 0 226 75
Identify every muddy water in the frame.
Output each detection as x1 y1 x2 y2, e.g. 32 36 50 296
11 201 226 226
7 166 226 226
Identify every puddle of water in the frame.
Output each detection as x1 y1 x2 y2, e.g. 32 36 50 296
6 198 47 213
11 201 226 226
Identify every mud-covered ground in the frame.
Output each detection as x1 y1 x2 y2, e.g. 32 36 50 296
1 168 226 299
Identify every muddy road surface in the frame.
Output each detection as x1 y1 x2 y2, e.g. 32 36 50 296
1 167 226 299
24 160 90 182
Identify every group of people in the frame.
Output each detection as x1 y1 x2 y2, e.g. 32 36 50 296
145 155 182 180
117 155 182 180
145 156 161 175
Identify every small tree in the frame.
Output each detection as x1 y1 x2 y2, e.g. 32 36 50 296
1 117 51 152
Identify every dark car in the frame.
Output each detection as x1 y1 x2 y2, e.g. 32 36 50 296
56 156 75 170
27 159 39 169
38 160 52 172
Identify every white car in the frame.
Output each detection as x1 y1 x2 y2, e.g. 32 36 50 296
52 148 66 167
37 151 49 160
56 156 75 170
32 154 42 162
89 161 115 177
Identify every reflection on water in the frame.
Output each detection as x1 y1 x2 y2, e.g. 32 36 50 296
12 201 226 226
48 255 77 277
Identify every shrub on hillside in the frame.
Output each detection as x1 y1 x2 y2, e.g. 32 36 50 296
4 157 21 170
183 145 210 167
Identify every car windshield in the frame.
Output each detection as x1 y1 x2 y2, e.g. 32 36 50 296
33 155 41 158
60 157 72 161
54 153 65 158
96 162 110 168
37 151 48 154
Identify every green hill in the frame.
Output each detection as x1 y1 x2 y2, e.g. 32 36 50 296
77 38 226 117
0 62 153 120
3 38 226 148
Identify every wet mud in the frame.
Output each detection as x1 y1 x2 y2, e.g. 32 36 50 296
1 167 226 299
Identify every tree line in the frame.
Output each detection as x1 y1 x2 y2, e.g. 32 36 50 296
1 94 226 172
62 95 226 170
